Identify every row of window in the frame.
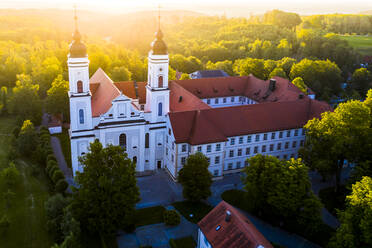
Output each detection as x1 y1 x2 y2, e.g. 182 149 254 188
229 129 303 146
205 96 255 105
192 130 304 154
228 140 304 158
118 133 150 149
225 153 298 171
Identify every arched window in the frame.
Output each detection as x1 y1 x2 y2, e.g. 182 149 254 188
145 133 149 148
133 156 137 164
158 102 162 116
77 80 83 93
119 134 126 150
158 76 163 88
79 109 84 124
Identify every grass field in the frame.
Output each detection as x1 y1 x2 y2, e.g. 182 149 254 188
0 116 53 248
339 35 372 55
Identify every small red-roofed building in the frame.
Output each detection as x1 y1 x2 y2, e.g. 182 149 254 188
197 201 273 248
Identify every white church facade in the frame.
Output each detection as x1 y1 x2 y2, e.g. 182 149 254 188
68 16 332 179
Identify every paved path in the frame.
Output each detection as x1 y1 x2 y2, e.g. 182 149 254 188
50 136 74 188
136 169 183 209
117 206 198 248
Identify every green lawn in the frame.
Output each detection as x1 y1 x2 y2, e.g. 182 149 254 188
169 236 196 248
134 205 166 227
172 201 213 224
53 128 72 168
0 116 53 248
339 35 372 55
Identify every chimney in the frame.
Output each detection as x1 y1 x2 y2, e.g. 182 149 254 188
225 210 231 222
269 79 276 91
298 93 304 99
178 96 183 102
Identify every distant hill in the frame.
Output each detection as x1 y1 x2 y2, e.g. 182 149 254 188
0 8 206 52
359 10 372 15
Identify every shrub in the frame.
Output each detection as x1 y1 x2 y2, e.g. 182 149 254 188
55 179 69 193
48 165 60 179
47 154 57 162
7 147 19 161
46 160 58 173
40 126 49 133
163 210 181 226
0 215 10 234
11 126 20 138
45 148 54 157
52 170 65 184
1 162 20 188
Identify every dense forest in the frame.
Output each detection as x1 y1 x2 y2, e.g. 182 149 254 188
0 9 372 122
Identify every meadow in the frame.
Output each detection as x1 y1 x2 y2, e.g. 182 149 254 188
0 116 53 248
339 35 372 56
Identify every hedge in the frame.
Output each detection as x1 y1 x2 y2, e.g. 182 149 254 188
52 170 65 183
55 179 68 193
47 154 57 162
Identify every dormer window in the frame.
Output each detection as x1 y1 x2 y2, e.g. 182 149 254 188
77 80 83 93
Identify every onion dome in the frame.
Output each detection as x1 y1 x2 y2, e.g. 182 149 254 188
69 9 87 58
69 30 87 58
150 28 168 55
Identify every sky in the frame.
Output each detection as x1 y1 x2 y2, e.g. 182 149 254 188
1 0 372 16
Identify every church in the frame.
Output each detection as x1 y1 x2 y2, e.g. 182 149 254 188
68 15 331 180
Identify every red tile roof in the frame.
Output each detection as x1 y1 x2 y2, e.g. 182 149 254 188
173 75 309 103
169 98 332 145
198 201 273 248
169 82 211 112
90 68 120 117
114 81 147 104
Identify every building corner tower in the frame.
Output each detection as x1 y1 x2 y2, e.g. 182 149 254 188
68 9 95 175
145 12 170 123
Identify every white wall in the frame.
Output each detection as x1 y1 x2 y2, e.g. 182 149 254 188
197 229 212 248
202 96 257 108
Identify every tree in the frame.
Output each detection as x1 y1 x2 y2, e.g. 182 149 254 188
0 86 8 115
71 140 140 237
290 59 342 98
45 75 69 121
233 58 267 80
243 155 322 233
206 60 234 76
268 67 287 79
329 176 372 248
301 97 372 192
178 152 212 202
8 74 42 124
292 77 308 94
17 120 38 157
31 56 63 97
109 66 132 82
179 73 190 80
1 162 20 188
45 194 71 242
0 214 10 234
351 68 372 96
277 57 296 77
263 9 302 30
